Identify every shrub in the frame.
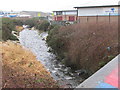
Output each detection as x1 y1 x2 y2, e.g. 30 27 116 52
98 61 106 68
47 20 118 74
23 18 38 28
36 20 50 31
12 19 23 26
2 18 18 41
48 24 60 30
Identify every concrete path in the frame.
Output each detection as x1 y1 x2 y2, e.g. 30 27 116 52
76 54 119 89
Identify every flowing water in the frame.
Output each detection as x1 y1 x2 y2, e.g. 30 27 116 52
19 29 83 88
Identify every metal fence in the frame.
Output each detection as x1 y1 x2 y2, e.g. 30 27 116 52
77 15 118 24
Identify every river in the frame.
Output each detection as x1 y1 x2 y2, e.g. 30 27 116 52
19 29 83 88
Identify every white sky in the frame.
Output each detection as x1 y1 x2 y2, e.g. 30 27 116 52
1 0 120 12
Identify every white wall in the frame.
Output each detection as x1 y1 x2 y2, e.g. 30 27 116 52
53 12 57 15
53 11 77 15
78 7 118 16
63 11 77 15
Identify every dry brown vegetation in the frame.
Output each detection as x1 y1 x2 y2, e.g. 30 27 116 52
0 41 59 88
47 18 118 75
16 26 24 32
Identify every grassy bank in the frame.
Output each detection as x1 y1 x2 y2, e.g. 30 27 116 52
47 21 118 75
1 41 59 88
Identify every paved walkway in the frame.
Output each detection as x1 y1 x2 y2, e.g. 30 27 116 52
76 54 119 89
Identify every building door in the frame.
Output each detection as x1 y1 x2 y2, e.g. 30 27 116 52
54 17 57 21
57 16 62 21
69 16 75 21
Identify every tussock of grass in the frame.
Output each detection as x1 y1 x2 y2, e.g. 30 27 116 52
16 26 24 32
0 41 59 88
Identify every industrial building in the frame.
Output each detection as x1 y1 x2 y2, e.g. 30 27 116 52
74 5 119 23
53 5 119 23
75 5 119 16
53 10 77 22
0 11 20 17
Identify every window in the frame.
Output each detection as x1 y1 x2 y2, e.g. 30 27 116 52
56 11 62 15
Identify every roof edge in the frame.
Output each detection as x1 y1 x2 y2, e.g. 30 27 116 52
74 5 120 9
53 10 77 12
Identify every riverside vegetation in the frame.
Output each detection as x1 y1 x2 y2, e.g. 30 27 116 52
1 17 51 41
1 41 59 88
1 18 59 88
2 18 18 41
47 21 118 75
1 17 118 88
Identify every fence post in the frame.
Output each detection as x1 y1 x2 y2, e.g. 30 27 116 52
79 17 80 23
109 13 111 23
96 15 98 23
87 16 88 22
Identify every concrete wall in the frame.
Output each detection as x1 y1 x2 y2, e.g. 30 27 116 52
63 11 77 15
76 55 119 88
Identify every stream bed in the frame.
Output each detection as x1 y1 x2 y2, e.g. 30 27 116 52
19 29 83 88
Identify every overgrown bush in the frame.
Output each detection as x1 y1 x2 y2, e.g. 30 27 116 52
47 20 118 74
12 19 23 26
47 25 66 60
23 18 38 28
48 24 60 30
2 18 18 41
22 18 50 31
36 20 50 31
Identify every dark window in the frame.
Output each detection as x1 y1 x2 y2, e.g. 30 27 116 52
56 11 62 15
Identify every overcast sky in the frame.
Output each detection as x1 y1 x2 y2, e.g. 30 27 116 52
1 0 119 12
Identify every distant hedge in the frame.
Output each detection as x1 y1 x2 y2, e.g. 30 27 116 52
1 18 51 41
12 19 23 26
21 18 50 31
36 20 50 31
23 18 38 28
